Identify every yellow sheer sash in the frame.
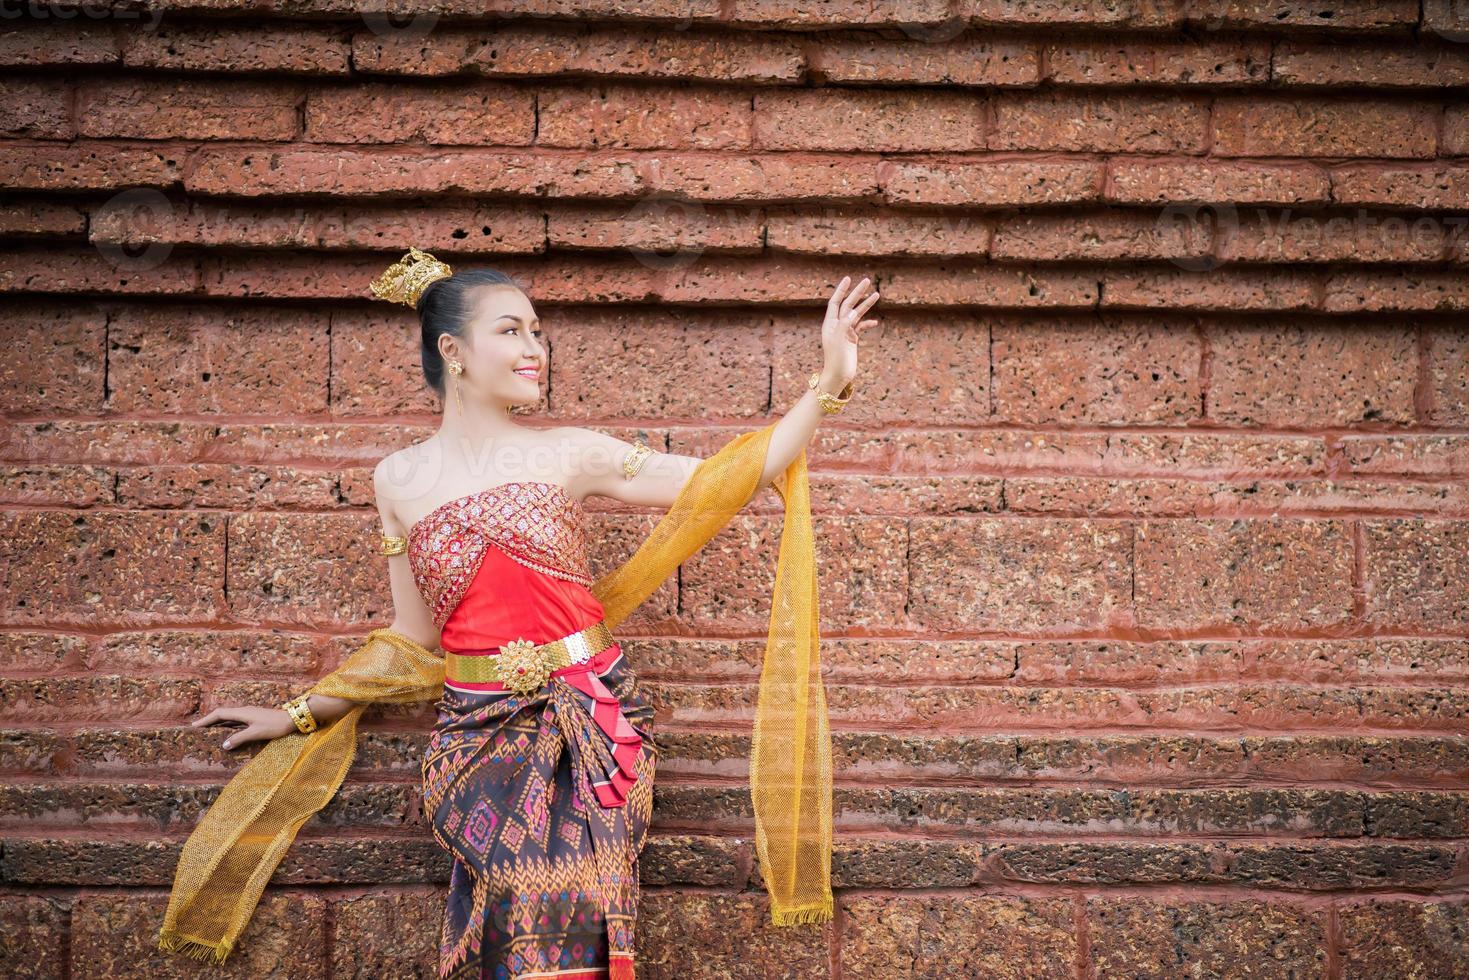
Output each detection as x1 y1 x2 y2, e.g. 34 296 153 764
157 420 833 964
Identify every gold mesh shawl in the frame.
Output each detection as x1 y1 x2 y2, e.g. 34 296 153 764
157 420 834 964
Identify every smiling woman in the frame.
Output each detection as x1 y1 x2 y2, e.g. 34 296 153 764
160 247 879 978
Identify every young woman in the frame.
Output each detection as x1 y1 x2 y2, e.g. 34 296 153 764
159 248 878 979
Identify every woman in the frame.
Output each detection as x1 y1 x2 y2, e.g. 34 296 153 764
158 248 878 978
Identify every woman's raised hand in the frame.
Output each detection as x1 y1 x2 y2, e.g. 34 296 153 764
821 275 878 388
191 704 297 750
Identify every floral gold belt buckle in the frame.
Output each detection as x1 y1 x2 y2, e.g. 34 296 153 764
499 637 552 694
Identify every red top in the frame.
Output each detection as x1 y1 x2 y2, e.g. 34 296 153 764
405 481 604 652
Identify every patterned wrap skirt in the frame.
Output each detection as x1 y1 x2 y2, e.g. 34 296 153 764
421 641 657 980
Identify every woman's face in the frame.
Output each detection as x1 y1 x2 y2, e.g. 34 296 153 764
447 285 546 407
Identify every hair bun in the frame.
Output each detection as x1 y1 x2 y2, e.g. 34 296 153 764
370 247 454 307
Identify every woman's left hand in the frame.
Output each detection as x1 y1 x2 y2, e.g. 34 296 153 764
821 275 879 388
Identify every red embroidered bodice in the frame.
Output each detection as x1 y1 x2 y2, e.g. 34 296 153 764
406 481 607 653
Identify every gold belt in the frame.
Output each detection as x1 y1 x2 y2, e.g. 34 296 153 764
444 620 616 695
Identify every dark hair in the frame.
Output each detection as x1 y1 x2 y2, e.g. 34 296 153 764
416 269 525 397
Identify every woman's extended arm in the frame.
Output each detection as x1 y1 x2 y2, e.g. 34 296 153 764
192 458 443 749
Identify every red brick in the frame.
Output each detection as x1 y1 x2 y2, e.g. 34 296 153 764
550 307 770 419
1208 323 1417 426
1364 519 1469 630
0 632 84 672
1274 42 1469 87
540 83 752 149
882 159 1103 206
1424 0 1469 39
74 893 328 979
1325 270 1469 312
106 304 328 414
961 0 1175 28
812 35 1037 86
0 301 107 414
649 153 879 201
226 512 392 627
1341 435 1469 478
549 199 760 257
122 22 350 73
1107 160 1329 205
729 0 948 26
0 511 224 628
909 518 1132 632
0 79 72 139
331 308 447 417
0 895 69 980
115 463 341 509
990 209 1208 262
331 892 441 976
0 199 85 236
0 22 118 66
991 92 1207 152
1331 164 1469 209
306 82 535 144
1339 899 1469 978
208 423 431 465
1048 39 1269 85
767 205 989 258
1425 327 1469 426
77 78 300 140
1213 96 1437 158
639 893 831 978
0 142 181 191
880 264 1099 308
1220 208 1448 263
1135 518 1354 631
0 245 196 296
843 895 1076 979
755 89 983 152
353 24 804 82
1101 268 1317 311
186 147 644 198
992 317 1202 424
1201 0 1418 31
0 419 220 465
1089 898 1324 977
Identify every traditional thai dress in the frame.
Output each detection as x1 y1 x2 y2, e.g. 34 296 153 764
156 423 834 973
410 480 654 980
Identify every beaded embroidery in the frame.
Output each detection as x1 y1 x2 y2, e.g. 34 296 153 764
406 482 593 630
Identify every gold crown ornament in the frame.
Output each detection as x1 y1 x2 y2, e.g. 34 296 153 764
369 247 454 306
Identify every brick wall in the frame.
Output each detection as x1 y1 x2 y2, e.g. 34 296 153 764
3 2 1469 977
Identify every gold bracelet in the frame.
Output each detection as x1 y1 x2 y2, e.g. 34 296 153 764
622 440 653 480
281 694 318 734
808 372 854 414
380 534 407 556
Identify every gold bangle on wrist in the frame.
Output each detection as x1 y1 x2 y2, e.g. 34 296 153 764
380 534 407 556
281 694 318 734
808 372 854 414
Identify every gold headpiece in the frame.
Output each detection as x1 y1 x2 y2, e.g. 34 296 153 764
369 247 454 307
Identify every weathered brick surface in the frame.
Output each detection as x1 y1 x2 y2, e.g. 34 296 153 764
2 7 1466 977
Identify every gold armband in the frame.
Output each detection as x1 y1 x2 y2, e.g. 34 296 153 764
281 694 317 734
380 534 407 556
622 440 653 480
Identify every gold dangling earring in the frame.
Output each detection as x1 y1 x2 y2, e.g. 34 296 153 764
446 359 464 414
